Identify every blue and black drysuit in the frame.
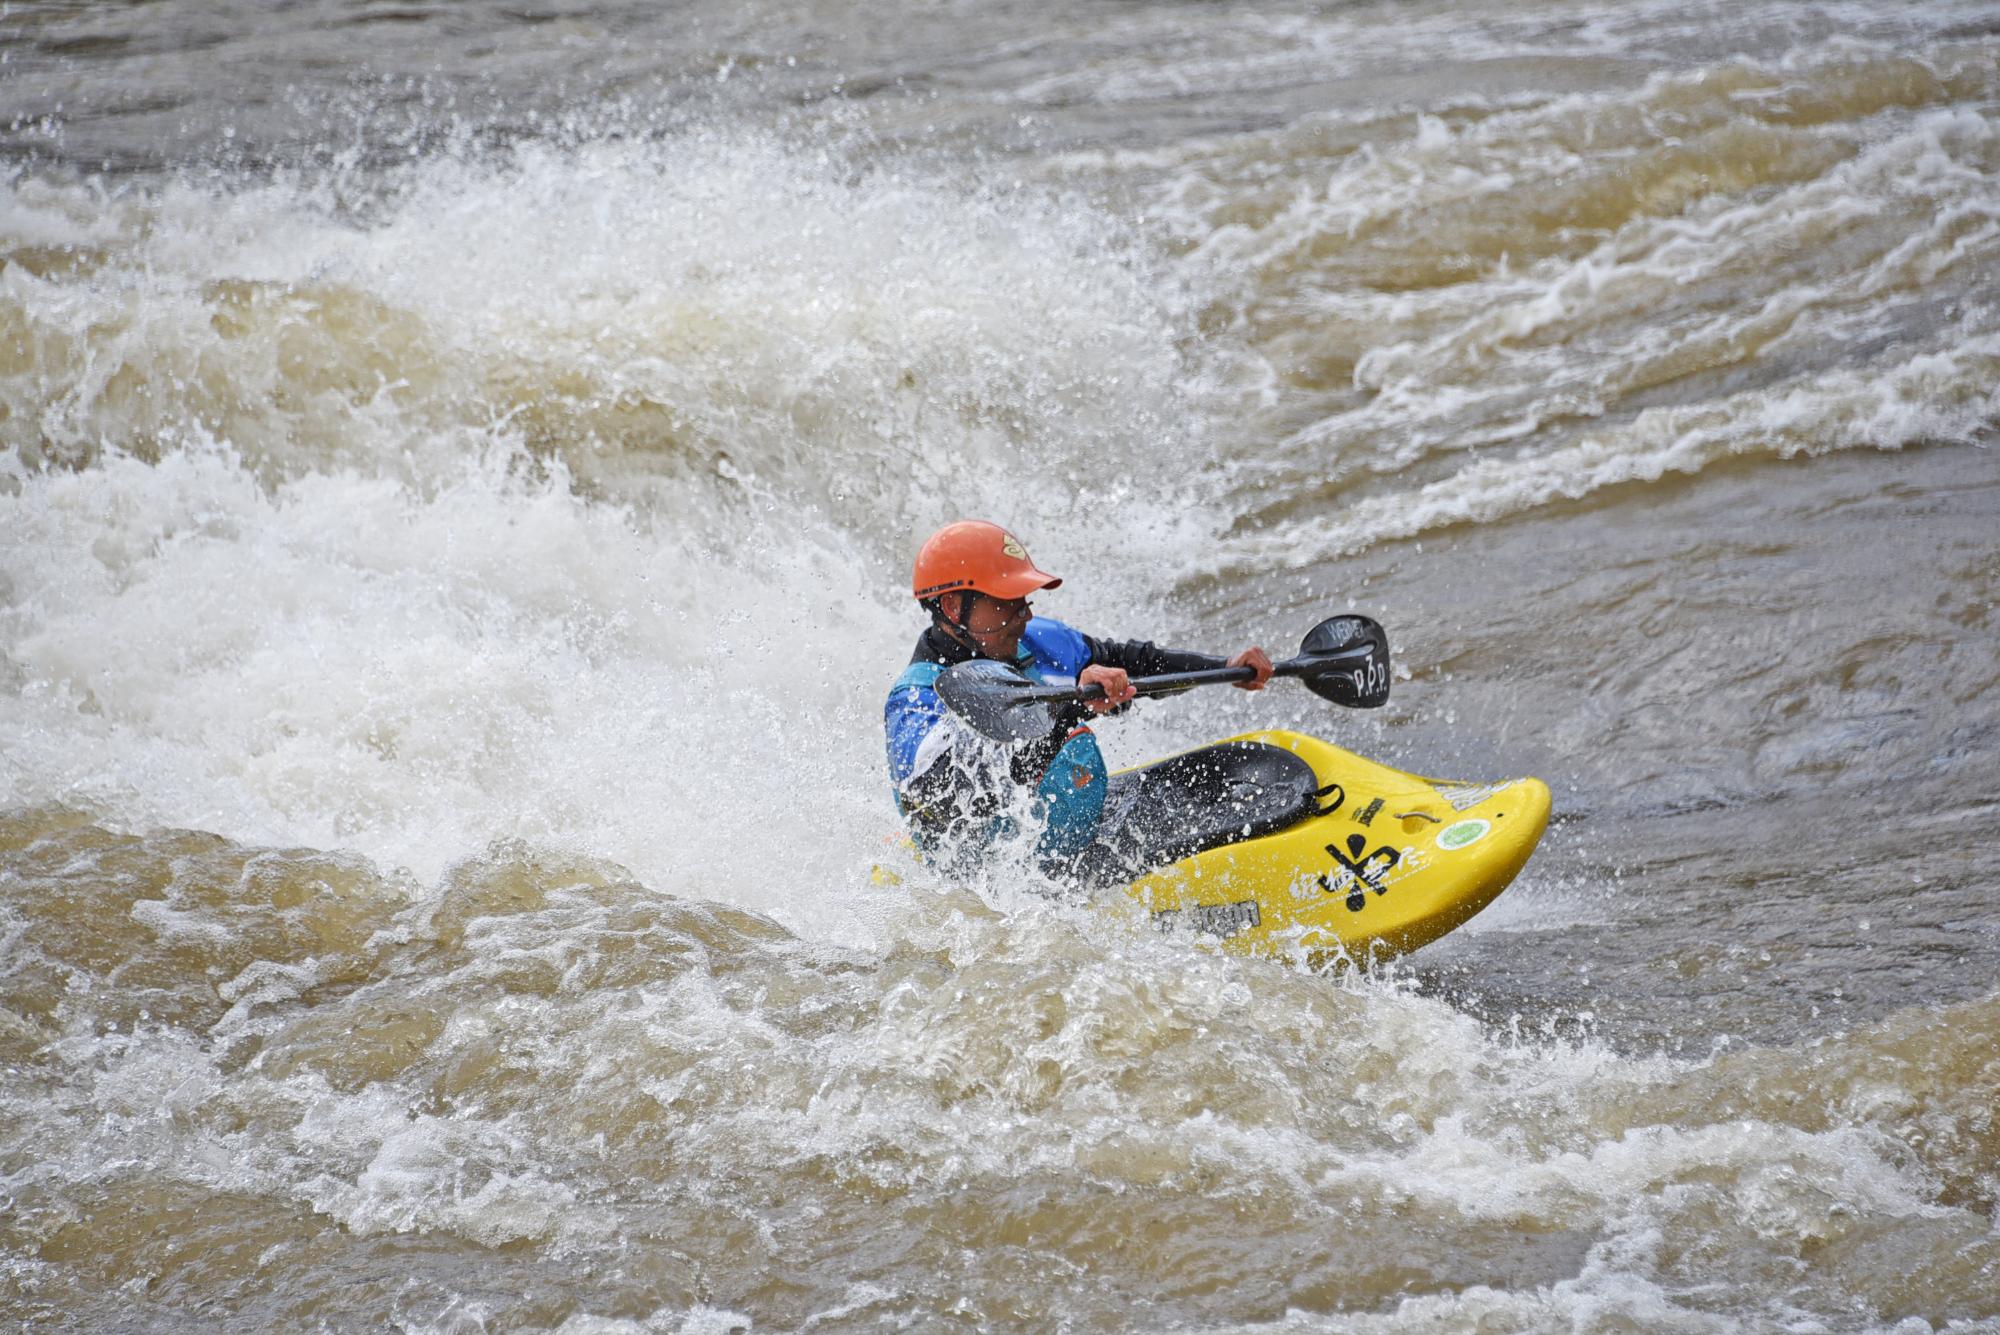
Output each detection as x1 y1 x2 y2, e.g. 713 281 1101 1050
884 618 1225 877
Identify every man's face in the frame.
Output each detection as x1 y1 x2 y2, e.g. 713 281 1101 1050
959 593 1032 660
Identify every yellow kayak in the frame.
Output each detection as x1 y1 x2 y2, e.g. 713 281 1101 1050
1107 730 1549 966
877 728 1550 967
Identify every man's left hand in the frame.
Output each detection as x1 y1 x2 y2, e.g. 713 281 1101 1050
1229 646 1273 690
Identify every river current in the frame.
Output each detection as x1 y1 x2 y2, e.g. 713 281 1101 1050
3 1 1998 1330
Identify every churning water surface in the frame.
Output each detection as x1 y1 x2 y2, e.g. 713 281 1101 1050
2 1 1998 1330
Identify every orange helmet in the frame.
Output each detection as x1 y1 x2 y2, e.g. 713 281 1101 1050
912 521 1062 602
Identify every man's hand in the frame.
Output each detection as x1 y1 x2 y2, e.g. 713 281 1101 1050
1229 646 1274 690
1078 664 1136 714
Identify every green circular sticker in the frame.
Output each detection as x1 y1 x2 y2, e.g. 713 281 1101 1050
1437 819 1492 851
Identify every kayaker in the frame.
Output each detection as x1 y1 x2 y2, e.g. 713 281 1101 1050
885 519 1273 877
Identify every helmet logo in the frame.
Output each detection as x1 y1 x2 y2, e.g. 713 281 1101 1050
1000 533 1028 560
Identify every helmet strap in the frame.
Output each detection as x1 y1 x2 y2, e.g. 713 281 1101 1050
927 590 981 646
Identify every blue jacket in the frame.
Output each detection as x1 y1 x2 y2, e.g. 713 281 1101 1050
884 618 1224 873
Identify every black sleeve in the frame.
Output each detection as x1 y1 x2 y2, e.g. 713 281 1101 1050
1081 633 1226 679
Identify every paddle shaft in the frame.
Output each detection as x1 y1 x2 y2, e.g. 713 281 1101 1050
999 644 1378 706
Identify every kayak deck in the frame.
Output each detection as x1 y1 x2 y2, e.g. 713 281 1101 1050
1118 730 1550 966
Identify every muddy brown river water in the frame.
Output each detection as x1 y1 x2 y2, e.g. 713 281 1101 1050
3 1 1998 1329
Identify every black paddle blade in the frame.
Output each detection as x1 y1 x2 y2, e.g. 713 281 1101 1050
1294 615 1391 707
934 659 1065 743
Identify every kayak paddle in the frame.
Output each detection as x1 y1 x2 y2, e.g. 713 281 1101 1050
936 615 1391 743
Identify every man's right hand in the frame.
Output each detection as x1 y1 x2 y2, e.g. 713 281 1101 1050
1078 664 1136 714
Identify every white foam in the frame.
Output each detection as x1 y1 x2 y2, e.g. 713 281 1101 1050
1208 330 2000 574
0 133 1210 546
1129 46 2000 583
0 131 1219 942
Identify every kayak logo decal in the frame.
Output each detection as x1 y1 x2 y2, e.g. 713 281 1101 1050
1348 658 1390 700
1437 819 1492 851
1353 797 1384 826
1153 898 1261 939
1317 833 1403 912
1435 781 1509 812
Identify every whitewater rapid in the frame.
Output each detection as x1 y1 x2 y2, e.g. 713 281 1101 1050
4 1 1999 1330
